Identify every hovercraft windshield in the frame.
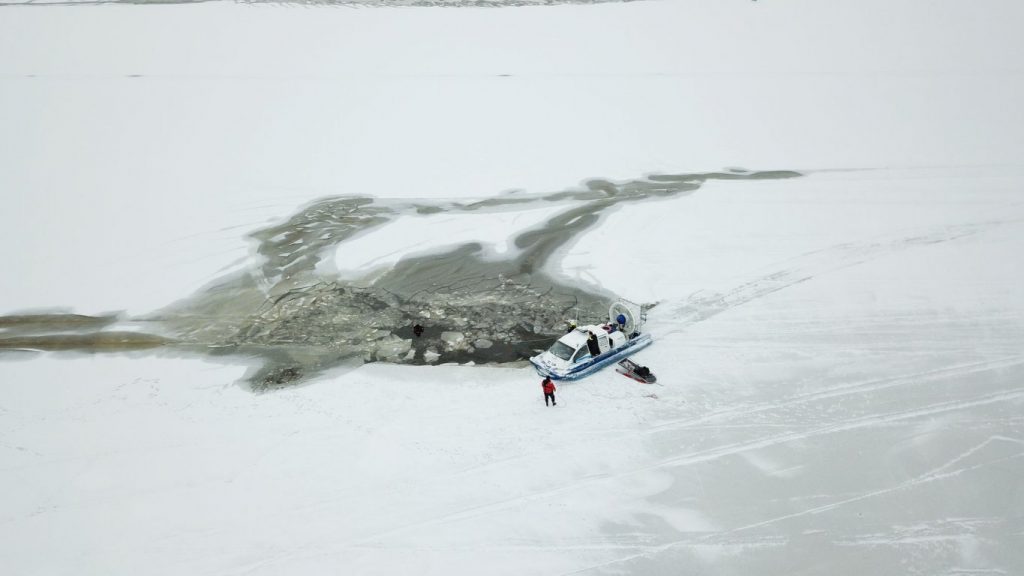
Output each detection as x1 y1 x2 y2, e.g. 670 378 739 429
547 340 575 361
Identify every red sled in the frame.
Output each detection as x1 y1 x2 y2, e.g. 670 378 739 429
617 359 657 384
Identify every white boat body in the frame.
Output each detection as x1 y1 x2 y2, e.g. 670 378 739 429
530 324 652 381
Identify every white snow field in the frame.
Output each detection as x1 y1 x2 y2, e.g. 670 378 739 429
2 1 1024 575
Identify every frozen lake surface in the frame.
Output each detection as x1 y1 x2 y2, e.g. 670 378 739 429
1 1 1023 574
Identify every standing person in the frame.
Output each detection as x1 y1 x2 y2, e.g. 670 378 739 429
541 377 557 406
587 331 601 357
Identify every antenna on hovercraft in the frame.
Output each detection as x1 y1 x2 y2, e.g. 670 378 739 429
564 306 580 333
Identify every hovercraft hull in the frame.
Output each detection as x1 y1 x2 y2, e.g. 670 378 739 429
530 333 652 381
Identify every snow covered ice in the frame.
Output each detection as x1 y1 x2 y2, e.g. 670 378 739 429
2 1 1024 574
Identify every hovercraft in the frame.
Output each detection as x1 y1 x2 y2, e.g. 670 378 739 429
530 299 652 381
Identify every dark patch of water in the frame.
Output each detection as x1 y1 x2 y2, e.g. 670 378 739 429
0 169 800 389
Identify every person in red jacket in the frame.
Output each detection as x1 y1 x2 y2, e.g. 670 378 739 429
542 377 557 406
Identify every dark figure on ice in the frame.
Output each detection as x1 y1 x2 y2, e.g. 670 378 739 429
413 323 424 338
586 331 601 357
542 377 557 406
